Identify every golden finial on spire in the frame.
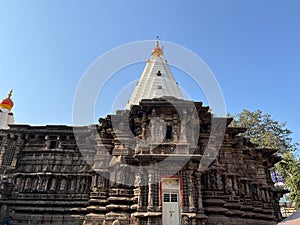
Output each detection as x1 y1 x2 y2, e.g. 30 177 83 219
152 36 163 57
8 90 12 99
156 36 160 47
0 89 14 111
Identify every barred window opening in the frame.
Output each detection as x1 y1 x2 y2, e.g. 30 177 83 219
2 146 16 166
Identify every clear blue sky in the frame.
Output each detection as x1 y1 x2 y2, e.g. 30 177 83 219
0 1 299 151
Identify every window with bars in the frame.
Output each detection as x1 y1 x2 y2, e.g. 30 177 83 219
163 193 170 202
193 176 199 209
181 174 189 208
152 183 159 206
171 193 178 202
141 185 148 207
2 146 16 166
164 193 178 202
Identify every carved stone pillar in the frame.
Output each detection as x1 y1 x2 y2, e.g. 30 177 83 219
76 176 82 191
20 176 25 192
134 170 142 211
195 172 204 213
70 177 76 191
261 188 266 202
245 181 250 197
187 170 195 211
44 135 51 150
266 189 270 202
147 171 154 210
92 174 98 188
173 114 179 143
216 172 223 190
257 185 261 201
233 176 238 196
180 110 188 143
225 175 233 194
142 113 147 141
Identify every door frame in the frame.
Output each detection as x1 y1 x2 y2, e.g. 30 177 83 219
159 175 183 207
160 176 183 225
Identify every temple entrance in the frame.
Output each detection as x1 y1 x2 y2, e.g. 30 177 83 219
162 178 181 225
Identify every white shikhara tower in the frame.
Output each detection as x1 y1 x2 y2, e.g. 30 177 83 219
125 38 184 109
0 90 14 130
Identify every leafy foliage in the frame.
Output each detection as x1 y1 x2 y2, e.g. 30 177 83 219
275 152 300 208
230 109 297 153
231 109 300 208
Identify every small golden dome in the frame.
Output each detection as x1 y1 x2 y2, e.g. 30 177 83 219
151 37 163 57
0 90 14 111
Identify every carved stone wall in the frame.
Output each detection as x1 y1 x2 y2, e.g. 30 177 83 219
0 125 93 225
0 98 285 225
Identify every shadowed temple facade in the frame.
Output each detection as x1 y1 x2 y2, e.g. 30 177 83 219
0 40 286 225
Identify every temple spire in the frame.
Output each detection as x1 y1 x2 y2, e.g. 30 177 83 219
125 38 183 110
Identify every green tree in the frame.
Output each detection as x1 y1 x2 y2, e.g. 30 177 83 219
275 152 300 208
230 109 297 153
231 109 300 208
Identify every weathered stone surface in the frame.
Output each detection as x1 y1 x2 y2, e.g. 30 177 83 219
0 98 285 225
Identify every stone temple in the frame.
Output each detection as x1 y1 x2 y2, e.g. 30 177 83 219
0 39 286 225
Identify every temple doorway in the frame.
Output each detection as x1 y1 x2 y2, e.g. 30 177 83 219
161 178 181 225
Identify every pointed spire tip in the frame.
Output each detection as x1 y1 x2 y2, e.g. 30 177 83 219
8 90 12 99
156 36 160 48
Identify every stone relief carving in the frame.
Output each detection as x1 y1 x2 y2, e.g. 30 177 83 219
209 171 217 189
70 178 76 191
225 176 233 194
250 184 258 200
60 178 67 191
50 177 57 190
112 220 120 225
24 177 31 192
